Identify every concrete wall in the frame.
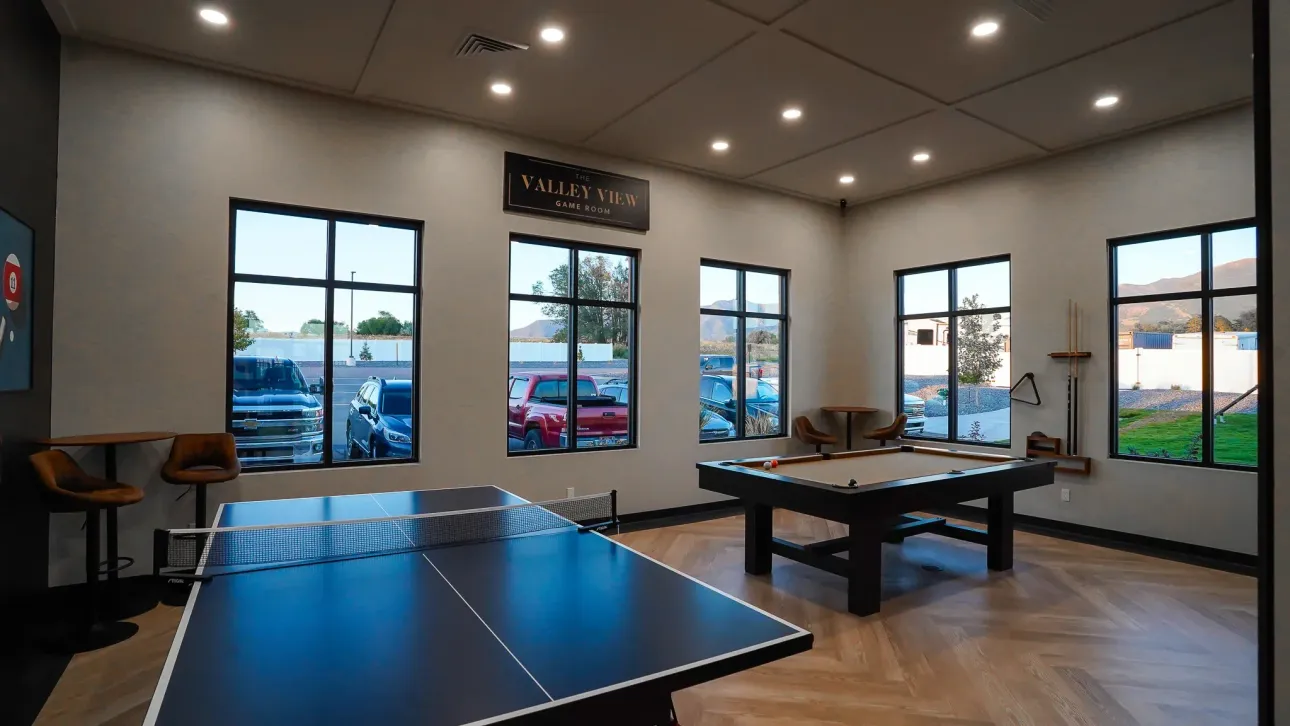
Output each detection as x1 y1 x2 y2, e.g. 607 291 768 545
49 43 844 585
838 107 1258 554
0 0 59 603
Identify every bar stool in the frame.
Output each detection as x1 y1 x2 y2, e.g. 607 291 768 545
161 433 240 528
30 449 145 650
863 413 909 447
793 416 838 453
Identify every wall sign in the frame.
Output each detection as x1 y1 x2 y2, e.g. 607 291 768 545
503 152 649 231
0 206 32 392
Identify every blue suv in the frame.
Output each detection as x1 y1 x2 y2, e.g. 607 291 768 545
345 377 414 459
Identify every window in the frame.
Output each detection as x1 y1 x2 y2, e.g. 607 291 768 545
507 236 637 454
896 256 1011 446
699 261 788 441
228 200 421 470
1110 221 1258 468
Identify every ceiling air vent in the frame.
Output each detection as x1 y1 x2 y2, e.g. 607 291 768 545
1011 0 1055 22
455 33 529 57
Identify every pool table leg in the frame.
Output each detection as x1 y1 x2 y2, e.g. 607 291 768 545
848 521 884 616
987 492 1014 571
744 503 772 575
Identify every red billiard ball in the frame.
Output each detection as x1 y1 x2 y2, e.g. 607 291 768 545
770 460 779 468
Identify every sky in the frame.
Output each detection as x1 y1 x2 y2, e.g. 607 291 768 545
234 210 416 332
901 260 1010 316
1115 226 1257 285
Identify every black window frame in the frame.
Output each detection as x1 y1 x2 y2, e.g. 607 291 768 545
1108 218 1260 471
226 198 424 472
507 233 640 457
699 259 790 443
895 254 1012 448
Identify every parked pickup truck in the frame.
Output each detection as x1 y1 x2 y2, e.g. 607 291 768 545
508 373 629 450
231 356 325 466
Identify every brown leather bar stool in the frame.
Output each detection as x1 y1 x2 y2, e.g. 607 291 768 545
863 413 909 447
30 449 145 649
162 433 240 528
793 416 838 453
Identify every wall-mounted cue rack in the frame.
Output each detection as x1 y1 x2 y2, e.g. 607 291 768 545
1029 300 1093 476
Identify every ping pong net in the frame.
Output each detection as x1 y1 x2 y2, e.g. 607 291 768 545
153 491 616 580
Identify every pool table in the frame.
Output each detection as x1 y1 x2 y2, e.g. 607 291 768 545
697 445 1057 616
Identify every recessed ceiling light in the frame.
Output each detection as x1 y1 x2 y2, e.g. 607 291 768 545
490 82 513 96
1094 94 1120 109
711 140 730 152
781 107 803 121
839 175 855 185
971 20 1000 37
540 26 565 44
198 7 229 26
912 152 931 163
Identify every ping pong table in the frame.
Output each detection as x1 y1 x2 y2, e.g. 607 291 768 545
144 486 811 726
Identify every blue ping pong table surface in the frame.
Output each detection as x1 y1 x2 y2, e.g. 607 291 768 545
144 486 812 726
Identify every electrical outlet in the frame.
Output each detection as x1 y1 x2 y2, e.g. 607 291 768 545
1060 488 1071 503
566 487 575 499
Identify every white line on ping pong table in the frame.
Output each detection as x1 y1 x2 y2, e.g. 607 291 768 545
368 493 556 703
142 501 228 726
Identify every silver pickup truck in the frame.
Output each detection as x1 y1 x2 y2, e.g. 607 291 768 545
230 356 325 466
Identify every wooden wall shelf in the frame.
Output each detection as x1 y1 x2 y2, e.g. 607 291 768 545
1026 451 1092 476
1048 351 1092 359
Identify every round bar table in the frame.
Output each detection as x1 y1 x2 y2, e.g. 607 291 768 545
819 406 878 450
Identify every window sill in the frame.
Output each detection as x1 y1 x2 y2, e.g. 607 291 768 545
698 435 791 445
1107 453 1257 473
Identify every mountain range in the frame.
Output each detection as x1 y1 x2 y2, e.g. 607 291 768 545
1116 258 1255 331
510 299 782 340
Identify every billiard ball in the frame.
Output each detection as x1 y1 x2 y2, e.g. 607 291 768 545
770 460 779 468
763 461 772 470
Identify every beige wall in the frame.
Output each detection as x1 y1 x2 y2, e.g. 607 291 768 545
1271 0 1288 719
49 40 1265 588
838 107 1259 554
49 43 845 585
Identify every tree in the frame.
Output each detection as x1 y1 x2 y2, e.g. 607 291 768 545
747 329 779 345
232 307 254 352
1184 315 1204 333
1213 315 1235 332
356 310 404 336
1234 307 1257 332
532 256 632 346
242 309 266 333
300 318 349 336
359 342 373 361
956 294 1004 387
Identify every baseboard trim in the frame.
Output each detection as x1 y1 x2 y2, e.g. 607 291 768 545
927 504 1258 576
617 500 742 533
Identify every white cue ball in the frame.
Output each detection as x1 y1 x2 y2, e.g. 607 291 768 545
763 461 773 470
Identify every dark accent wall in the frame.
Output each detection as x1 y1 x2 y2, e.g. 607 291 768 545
0 0 59 606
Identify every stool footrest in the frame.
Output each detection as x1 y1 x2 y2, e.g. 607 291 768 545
98 555 134 576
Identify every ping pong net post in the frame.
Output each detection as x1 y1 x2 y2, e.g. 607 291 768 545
153 491 618 582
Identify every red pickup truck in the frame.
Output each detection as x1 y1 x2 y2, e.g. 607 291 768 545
507 373 629 450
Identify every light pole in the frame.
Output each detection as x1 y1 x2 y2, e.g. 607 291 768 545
347 271 356 366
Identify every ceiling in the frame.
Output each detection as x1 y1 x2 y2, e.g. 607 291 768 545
43 0 1253 204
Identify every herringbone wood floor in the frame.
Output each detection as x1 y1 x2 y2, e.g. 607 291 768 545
36 511 1256 726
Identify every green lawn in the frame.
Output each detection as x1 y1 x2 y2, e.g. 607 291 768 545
1117 409 1257 467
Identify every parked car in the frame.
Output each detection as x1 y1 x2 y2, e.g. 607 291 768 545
700 354 765 378
346 377 414 459
699 354 736 374
699 374 781 432
508 373 629 450
601 379 736 440
903 394 927 435
230 356 324 466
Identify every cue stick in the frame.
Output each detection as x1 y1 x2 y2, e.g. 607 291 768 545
1072 302 1080 455
1065 300 1073 452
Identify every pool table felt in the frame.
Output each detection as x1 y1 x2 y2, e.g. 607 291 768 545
746 451 1007 489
